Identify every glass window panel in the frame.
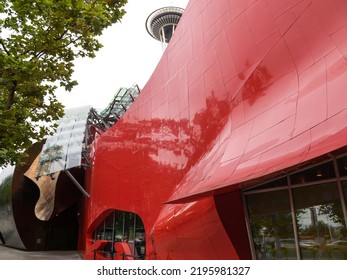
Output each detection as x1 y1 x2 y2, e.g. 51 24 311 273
122 95 132 103
118 88 127 97
74 119 87 127
343 180 347 200
72 127 85 136
337 156 347 177
37 109 88 177
135 215 146 258
49 160 65 173
44 136 58 145
92 211 146 259
112 104 123 113
293 182 347 259
49 144 68 173
68 136 83 148
56 136 71 147
37 162 51 176
95 222 105 240
246 177 287 192
290 161 335 185
103 212 115 241
115 212 125 241
66 153 81 169
246 190 296 259
124 212 135 241
60 124 74 132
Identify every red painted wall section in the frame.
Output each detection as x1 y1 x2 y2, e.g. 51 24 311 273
150 197 238 259
82 0 347 259
167 0 347 202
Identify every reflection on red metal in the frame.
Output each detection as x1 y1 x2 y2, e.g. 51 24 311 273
81 0 347 259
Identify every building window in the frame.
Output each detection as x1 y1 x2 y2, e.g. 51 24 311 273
244 154 347 260
93 210 146 259
246 189 296 260
293 182 347 259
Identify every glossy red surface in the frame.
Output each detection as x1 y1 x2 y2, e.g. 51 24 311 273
81 0 347 259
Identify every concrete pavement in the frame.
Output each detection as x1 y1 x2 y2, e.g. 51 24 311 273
0 245 82 260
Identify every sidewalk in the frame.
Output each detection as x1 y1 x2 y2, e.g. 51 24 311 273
0 245 82 260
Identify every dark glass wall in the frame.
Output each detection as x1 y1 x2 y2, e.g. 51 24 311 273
93 210 146 259
244 153 347 260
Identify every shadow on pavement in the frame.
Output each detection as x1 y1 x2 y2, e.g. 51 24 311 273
0 245 82 260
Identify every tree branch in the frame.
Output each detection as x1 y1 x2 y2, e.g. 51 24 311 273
54 28 69 41
0 39 10 55
33 32 85 60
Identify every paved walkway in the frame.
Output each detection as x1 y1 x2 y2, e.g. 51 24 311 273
0 245 82 260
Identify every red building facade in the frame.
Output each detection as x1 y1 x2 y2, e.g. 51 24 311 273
81 0 347 260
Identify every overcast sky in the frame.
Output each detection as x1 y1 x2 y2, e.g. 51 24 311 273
56 0 189 110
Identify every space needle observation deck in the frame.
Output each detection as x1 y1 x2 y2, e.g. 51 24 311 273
145 6 185 50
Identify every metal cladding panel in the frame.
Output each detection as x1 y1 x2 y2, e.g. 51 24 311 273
82 0 347 260
37 106 90 177
0 166 25 249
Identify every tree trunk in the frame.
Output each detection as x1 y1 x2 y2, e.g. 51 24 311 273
4 81 17 110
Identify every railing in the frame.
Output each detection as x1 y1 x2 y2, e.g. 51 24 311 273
92 241 144 260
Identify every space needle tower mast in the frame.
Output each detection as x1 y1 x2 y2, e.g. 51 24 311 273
145 6 185 50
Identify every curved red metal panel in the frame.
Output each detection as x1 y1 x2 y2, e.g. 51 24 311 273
82 0 347 259
150 197 240 259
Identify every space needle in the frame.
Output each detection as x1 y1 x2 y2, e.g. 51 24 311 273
145 6 185 50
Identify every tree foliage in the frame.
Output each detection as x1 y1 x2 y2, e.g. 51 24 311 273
0 0 127 166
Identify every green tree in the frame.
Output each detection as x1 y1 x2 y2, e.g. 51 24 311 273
0 0 127 166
